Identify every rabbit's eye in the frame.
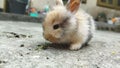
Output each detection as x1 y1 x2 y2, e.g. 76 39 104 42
53 24 59 30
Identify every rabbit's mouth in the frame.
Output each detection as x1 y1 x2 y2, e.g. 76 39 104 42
48 37 64 43
44 36 58 43
47 36 70 44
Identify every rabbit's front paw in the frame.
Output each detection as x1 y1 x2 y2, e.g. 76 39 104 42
69 43 82 51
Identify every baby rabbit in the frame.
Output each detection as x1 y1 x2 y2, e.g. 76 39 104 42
42 0 95 50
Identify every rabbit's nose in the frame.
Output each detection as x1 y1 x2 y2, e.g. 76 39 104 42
45 37 49 40
43 33 50 40
44 34 57 42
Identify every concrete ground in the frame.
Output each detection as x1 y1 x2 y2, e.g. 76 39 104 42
0 21 120 68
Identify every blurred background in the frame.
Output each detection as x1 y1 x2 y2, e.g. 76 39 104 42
0 0 120 32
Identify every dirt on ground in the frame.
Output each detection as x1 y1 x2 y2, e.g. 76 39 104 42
0 21 120 68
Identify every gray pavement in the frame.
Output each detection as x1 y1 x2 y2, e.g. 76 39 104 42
0 21 120 68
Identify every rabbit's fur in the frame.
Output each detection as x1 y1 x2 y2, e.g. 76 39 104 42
42 0 95 50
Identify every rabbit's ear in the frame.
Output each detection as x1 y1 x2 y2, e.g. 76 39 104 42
56 0 64 6
66 0 80 13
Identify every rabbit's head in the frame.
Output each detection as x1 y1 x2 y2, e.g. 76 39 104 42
43 0 80 43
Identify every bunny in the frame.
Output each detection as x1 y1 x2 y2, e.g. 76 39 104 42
42 0 95 50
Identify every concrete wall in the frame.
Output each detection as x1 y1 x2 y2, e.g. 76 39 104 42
0 0 4 9
0 0 118 19
31 0 56 10
31 0 120 19
80 0 120 19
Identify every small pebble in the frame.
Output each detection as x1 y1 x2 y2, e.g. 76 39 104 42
29 49 32 50
15 35 20 38
112 51 116 54
46 57 49 59
37 45 41 47
28 35 33 38
20 34 27 38
26 53 30 55
94 64 100 68
20 53 23 56
0 60 7 64
20 44 24 47
0 61 2 64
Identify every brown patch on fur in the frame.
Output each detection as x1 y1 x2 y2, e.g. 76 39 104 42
44 34 57 42
66 0 80 13
43 10 66 43
44 11 65 25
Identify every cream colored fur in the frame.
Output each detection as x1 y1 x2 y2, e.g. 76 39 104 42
43 1 95 50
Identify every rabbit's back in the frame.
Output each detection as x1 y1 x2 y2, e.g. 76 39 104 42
74 9 95 45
